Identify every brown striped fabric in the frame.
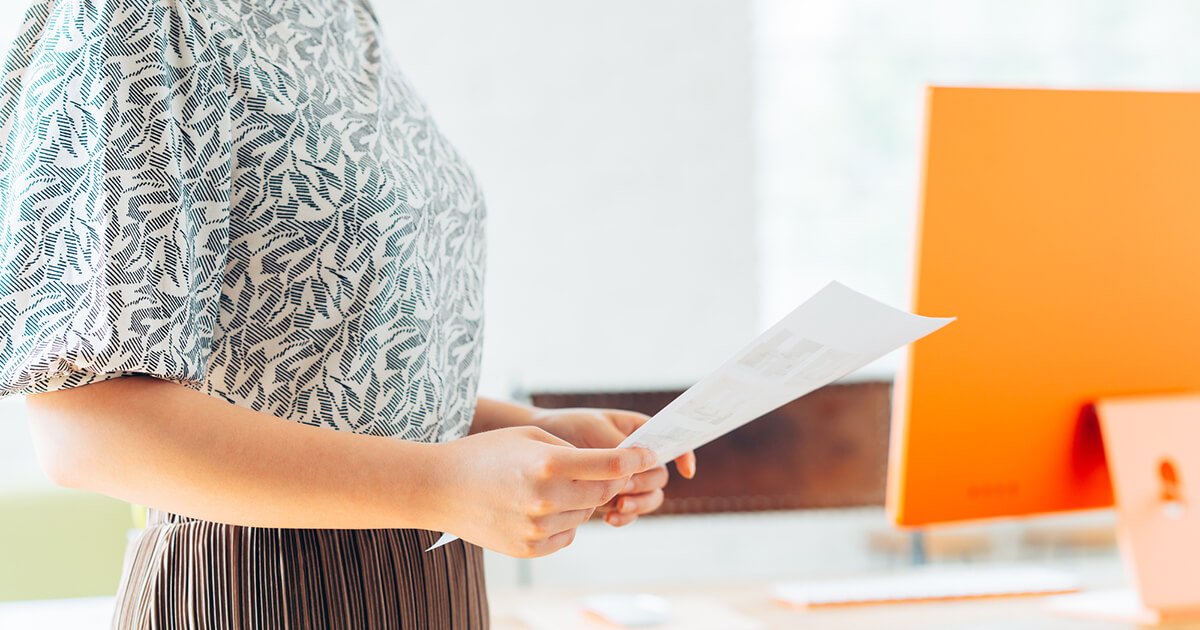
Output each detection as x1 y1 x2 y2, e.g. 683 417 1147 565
111 509 489 629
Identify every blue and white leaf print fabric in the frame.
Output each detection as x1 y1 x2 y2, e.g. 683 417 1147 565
0 0 487 443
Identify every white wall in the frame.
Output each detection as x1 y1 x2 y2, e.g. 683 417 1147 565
0 399 50 491
373 0 758 396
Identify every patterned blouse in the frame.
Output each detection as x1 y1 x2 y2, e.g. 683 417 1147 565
0 0 487 443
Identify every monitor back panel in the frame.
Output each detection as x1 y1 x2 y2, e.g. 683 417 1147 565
888 87 1200 526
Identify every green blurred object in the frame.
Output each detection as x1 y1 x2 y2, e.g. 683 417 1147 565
0 489 134 601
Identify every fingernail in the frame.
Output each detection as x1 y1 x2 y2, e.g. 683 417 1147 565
644 450 658 467
621 498 637 513
623 479 637 493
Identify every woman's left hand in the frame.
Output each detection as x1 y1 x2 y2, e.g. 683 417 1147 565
531 407 696 527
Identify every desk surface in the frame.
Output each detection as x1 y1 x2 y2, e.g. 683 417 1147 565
488 559 1200 630
6 560 1199 629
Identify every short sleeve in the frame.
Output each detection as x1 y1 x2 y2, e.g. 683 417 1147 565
0 0 232 398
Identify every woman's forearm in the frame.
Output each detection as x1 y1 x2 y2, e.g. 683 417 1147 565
470 396 539 434
24 375 442 529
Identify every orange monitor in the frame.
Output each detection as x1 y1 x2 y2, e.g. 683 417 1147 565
887 87 1200 527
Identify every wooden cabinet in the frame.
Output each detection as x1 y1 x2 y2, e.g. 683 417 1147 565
530 381 892 515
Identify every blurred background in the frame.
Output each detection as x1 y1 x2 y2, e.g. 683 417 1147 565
4 0 1200 620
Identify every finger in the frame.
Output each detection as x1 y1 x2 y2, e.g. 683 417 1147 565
557 477 628 510
580 418 629 449
605 511 638 527
527 527 578 558
595 492 622 513
674 451 696 479
619 465 669 495
617 489 664 515
563 446 657 480
521 425 575 448
529 508 593 542
603 410 652 436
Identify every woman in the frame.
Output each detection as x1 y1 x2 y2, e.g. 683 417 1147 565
0 0 696 627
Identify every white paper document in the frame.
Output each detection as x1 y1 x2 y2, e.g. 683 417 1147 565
617 281 954 462
426 532 457 552
427 282 953 551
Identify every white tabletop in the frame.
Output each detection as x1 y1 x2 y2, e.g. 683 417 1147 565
0 596 115 629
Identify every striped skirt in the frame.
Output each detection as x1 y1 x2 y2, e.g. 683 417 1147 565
111 509 489 629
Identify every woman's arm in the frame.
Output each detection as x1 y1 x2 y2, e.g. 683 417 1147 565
26 374 441 529
470 396 540 433
24 376 656 557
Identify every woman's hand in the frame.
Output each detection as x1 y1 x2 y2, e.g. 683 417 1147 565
431 426 658 558
532 408 697 527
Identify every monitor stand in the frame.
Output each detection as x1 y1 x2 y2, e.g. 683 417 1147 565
1045 393 1200 625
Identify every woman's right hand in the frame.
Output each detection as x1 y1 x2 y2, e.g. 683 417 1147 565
430 426 658 558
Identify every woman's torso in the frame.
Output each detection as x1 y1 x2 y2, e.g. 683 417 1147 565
194 0 487 441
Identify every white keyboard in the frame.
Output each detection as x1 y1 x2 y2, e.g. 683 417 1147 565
772 565 1081 607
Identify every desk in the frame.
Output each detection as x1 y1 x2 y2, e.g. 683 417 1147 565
6 560 1199 629
488 559 1200 630
0 596 114 628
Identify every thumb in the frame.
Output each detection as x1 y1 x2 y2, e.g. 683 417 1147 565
517 425 575 448
604 409 652 436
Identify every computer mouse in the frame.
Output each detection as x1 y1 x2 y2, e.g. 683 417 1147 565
580 592 671 627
